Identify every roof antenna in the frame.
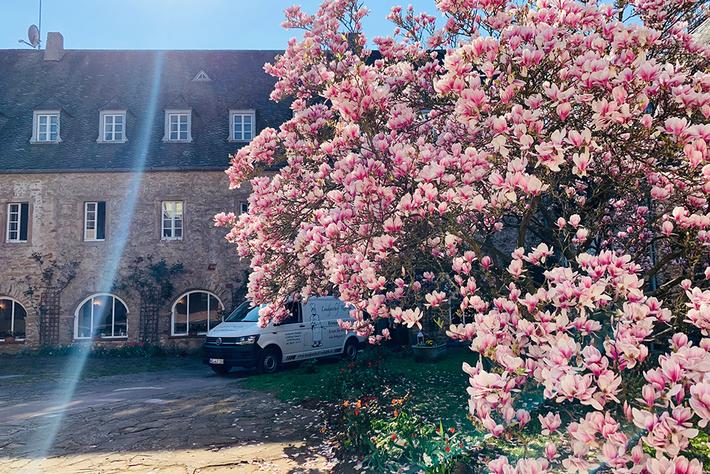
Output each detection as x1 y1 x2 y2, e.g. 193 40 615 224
18 0 42 49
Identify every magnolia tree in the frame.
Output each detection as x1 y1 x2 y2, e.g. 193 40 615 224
217 0 710 471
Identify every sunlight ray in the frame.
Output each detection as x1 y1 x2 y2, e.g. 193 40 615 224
30 51 165 461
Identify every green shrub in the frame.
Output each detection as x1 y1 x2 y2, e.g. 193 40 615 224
3 342 198 359
337 394 477 472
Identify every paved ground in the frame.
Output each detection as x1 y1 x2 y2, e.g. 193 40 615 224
0 360 334 473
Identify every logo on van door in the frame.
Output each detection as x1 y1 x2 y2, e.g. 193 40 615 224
310 304 323 348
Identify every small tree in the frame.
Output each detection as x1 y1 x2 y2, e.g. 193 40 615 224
217 0 710 471
12 252 79 345
113 256 184 343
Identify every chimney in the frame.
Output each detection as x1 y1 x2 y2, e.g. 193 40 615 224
44 32 65 61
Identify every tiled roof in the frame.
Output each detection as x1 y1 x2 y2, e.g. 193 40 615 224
0 50 290 173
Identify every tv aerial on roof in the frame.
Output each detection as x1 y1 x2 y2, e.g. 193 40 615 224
18 1 42 49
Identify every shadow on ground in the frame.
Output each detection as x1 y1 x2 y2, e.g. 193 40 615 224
0 357 336 472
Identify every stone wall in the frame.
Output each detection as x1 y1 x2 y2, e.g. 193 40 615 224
0 170 250 351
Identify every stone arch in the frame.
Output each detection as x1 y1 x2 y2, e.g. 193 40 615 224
0 282 32 307
173 276 231 306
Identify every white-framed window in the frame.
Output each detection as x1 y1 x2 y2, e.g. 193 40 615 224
192 70 211 82
74 293 128 340
6 202 29 243
171 290 224 336
31 111 61 143
98 110 126 143
161 200 183 240
84 201 106 241
239 201 249 214
230 110 255 142
164 110 191 142
0 298 27 342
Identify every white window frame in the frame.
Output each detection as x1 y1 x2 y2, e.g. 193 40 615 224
31 110 61 143
6 202 27 243
171 290 224 336
229 110 255 142
98 110 127 143
163 110 192 142
0 297 27 342
192 70 211 82
84 202 104 242
73 293 129 340
161 200 184 241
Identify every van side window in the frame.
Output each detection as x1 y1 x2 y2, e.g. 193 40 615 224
278 302 302 325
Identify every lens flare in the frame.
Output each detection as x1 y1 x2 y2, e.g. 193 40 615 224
30 51 165 460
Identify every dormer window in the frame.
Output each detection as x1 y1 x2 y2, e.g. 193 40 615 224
192 70 211 82
164 110 191 142
98 110 126 143
230 110 255 142
31 111 60 143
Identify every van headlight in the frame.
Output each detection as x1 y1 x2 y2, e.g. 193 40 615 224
235 335 259 345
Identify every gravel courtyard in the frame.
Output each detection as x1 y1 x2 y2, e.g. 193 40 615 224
0 357 334 473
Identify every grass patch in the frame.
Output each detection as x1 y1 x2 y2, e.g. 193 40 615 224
243 346 482 472
243 346 474 426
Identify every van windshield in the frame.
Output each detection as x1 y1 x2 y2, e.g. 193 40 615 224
224 301 261 322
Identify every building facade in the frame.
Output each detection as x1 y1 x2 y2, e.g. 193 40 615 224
0 33 290 351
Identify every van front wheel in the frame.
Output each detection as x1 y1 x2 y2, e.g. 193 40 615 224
258 347 281 374
343 338 358 361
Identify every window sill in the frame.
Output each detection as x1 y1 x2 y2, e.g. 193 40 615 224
0 339 25 344
228 139 253 144
83 239 106 243
5 241 29 244
74 337 128 342
30 140 62 145
162 139 192 144
96 140 128 144
161 238 184 242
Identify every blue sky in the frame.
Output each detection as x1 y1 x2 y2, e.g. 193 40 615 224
1 0 439 50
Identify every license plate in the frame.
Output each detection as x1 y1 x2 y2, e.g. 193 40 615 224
209 358 224 365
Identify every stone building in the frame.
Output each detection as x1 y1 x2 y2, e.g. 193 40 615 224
0 33 290 351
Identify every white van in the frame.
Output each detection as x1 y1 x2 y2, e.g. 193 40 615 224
202 296 365 374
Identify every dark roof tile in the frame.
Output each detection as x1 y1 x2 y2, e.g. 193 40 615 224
0 49 290 172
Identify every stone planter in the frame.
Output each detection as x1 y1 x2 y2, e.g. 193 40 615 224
412 342 448 362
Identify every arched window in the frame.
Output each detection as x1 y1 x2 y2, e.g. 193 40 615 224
0 298 27 341
172 290 224 336
74 294 128 340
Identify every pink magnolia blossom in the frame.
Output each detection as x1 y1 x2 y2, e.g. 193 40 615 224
220 0 710 469
689 383 710 428
539 412 561 435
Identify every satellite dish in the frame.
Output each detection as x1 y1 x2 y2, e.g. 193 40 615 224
28 24 40 48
